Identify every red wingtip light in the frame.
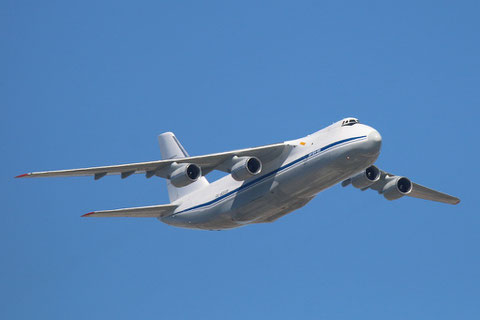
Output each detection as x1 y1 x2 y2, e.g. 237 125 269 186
15 173 30 178
81 212 95 217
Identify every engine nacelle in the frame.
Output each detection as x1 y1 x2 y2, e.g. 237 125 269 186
231 157 262 181
382 176 413 200
169 163 202 187
351 165 381 189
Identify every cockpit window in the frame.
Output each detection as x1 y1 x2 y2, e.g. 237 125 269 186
341 118 359 126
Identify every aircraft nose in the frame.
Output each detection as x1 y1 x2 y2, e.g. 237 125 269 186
368 129 382 144
367 129 382 153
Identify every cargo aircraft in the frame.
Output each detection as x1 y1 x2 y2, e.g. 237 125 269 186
16 118 460 230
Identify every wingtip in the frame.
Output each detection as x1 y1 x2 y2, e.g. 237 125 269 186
15 173 31 178
81 212 95 217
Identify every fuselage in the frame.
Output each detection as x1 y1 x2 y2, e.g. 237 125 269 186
161 119 382 230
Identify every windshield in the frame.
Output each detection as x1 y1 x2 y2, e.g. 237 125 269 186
341 118 359 126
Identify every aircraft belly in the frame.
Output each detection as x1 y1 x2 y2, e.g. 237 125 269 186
161 201 239 230
255 196 315 223
162 181 291 229
232 192 283 223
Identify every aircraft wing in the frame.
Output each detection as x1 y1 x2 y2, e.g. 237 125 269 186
16 143 288 179
82 204 178 218
343 168 460 205
407 182 460 204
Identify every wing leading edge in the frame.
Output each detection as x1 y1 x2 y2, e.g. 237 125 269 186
15 143 287 179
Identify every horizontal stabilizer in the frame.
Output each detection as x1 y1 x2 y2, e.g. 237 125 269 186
82 204 178 218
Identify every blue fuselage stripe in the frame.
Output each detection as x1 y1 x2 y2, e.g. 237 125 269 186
174 135 366 215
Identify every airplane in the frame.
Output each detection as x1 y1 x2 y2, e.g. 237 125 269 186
16 117 460 230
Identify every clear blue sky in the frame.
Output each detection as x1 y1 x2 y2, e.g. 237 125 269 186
2 1 479 319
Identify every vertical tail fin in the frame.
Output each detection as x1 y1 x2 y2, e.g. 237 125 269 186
158 132 209 202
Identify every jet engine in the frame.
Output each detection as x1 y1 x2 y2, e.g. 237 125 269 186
231 157 262 181
382 176 412 200
351 165 381 189
169 163 202 187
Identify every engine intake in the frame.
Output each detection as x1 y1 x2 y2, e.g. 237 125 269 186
382 176 412 200
169 163 202 187
351 165 381 189
231 157 262 181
